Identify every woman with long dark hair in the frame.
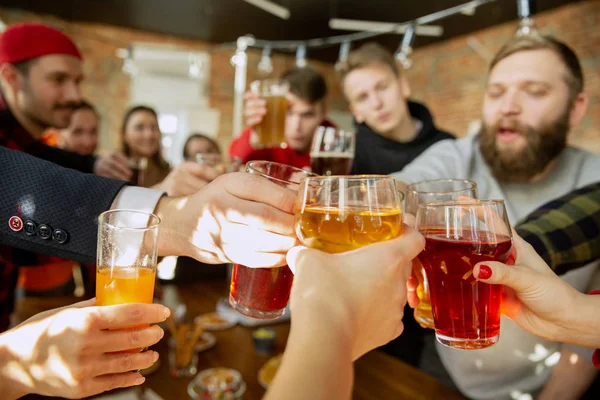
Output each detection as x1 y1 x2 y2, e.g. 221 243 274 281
121 106 221 195
121 105 171 187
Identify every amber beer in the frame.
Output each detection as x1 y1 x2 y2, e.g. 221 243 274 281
256 94 287 147
310 153 353 176
252 80 288 148
412 259 434 326
296 206 403 253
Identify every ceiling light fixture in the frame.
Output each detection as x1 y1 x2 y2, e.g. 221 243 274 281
122 47 138 76
296 45 307 67
516 0 538 36
258 46 274 73
395 22 417 69
188 54 203 79
329 18 443 37
335 41 351 71
243 0 290 20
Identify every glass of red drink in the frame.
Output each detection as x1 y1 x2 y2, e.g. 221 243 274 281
229 161 315 320
415 200 512 350
405 179 478 329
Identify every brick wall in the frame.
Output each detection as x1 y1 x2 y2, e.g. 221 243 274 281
0 7 345 153
1 0 598 155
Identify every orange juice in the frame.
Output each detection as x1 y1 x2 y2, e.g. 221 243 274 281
96 266 156 306
96 267 156 352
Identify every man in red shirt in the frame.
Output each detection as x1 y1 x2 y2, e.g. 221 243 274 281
229 66 335 169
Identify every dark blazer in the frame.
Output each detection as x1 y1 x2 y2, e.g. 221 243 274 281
1 147 126 265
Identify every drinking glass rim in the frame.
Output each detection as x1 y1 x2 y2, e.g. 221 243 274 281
194 152 222 161
315 125 355 135
250 79 289 93
417 199 505 210
98 209 161 231
251 78 288 85
406 179 477 195
303 174 393 181
246 160 317 185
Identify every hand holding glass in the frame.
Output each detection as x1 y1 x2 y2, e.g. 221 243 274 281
229 161 315 320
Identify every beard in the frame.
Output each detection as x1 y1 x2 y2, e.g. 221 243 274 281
479 109 570 183
21 83 78 130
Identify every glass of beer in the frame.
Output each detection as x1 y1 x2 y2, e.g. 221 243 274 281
96 210 159 331
250 80 289 148
193 153 227 174
229 161 315 320
415 200 512 350
405 179 478 329
310 126 355 176
295 175 403 253
128 157 148 187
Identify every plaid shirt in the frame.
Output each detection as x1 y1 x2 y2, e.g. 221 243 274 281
516 181 600 275
516 183 600 368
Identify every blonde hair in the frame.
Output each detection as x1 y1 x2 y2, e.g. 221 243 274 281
338 42 400 85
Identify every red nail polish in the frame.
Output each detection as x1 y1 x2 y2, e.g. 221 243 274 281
478 265 492 280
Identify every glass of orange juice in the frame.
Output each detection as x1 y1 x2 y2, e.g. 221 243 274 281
96 210 160 332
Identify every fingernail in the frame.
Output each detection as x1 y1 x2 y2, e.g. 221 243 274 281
163 307 171 319
478 265 492 280
135 375 145 385
152 351 159 362
158 328 165 339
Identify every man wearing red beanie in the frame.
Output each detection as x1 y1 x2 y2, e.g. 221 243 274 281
0 23 132 334
0 22 131 178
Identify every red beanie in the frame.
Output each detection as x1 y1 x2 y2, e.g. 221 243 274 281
0 23 82 64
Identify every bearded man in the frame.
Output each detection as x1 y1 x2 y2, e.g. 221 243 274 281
393 35 600 400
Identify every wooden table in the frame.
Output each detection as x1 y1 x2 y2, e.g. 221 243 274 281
16 279 466 400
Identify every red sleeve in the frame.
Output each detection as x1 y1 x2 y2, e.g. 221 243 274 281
228 128 259 164
321 119 336 128
591 290 600 368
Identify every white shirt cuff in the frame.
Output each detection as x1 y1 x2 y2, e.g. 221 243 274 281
111 186 165 215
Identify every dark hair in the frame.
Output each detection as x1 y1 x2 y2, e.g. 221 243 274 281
121 105 169 168
75 100 99 118
12 59 35 76
280 66 327 104
490 35 584 101
338 42 400 85
183 133 221 159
